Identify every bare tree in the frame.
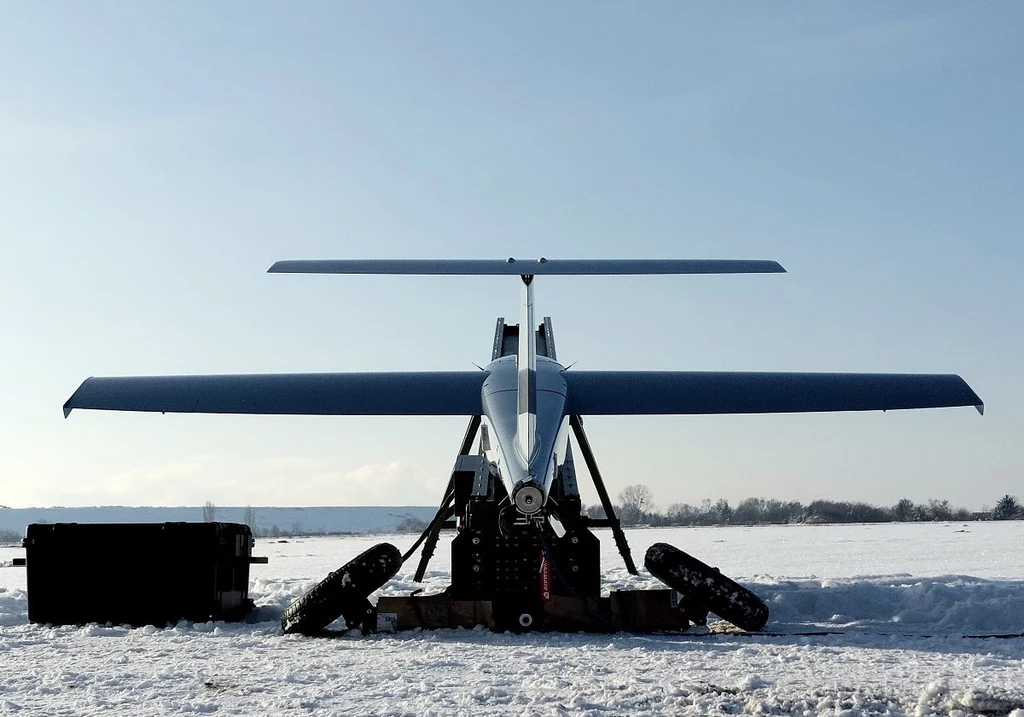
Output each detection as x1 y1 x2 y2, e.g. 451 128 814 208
243 505 257 529
617 484 652 525
202 501 216 522
927 498 953 521
893 498 915 522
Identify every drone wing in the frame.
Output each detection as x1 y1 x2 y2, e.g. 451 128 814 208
63 372 487 418
563 372 984 416
268 258 786 275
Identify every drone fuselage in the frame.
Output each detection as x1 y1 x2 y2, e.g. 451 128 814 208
481 354 570 519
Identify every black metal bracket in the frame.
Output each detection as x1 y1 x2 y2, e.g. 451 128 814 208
569 414 639 575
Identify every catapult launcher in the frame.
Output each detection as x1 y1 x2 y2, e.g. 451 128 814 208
65 259 983 634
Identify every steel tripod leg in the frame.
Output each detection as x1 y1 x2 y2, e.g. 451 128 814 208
569 414 638 575
410 415 482 581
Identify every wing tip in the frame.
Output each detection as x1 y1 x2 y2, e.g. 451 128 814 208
63 378 95 418
953 374 983 415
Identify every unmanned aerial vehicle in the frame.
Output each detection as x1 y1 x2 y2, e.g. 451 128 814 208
64 259 983 634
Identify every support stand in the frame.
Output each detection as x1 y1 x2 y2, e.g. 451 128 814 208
569 414 638 575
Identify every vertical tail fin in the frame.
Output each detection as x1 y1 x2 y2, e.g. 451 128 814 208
516 275 537 465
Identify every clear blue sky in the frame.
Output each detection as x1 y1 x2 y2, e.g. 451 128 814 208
1 2 1020 510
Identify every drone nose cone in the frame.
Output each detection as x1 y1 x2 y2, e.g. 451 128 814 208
512 481 544 516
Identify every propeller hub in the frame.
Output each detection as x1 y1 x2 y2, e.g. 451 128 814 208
511 481 543 516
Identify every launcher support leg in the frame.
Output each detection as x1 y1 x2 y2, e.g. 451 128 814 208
568 415 639 575
409 415 481 581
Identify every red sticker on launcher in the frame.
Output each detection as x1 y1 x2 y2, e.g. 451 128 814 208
539 555 552 602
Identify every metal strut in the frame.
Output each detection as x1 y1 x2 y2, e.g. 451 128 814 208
408 415 482 581
568 414 639 575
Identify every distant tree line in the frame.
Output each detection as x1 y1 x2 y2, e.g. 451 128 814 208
9 491 1014 544
251 524 360 539
198 502 356 538
394 515 430 533
198 492 1024 532
582 485 1024 526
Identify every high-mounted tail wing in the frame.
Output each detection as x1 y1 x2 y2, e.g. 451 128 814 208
268 258 786 275
63 372 487 418
563 372 984 416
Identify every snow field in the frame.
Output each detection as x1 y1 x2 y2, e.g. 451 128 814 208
0 522 1022 715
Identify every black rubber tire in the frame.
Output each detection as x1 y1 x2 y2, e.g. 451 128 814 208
645 542 769 632
281 542 402 636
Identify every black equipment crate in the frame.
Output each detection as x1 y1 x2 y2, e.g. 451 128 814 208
23 522 266 626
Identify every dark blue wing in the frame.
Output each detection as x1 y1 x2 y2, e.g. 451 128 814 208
64 372 487 418
563 372 983 416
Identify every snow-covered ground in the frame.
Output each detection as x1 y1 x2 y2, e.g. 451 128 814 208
1 522 1022 715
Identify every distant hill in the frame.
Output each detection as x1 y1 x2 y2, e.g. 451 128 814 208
0 506 436 539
